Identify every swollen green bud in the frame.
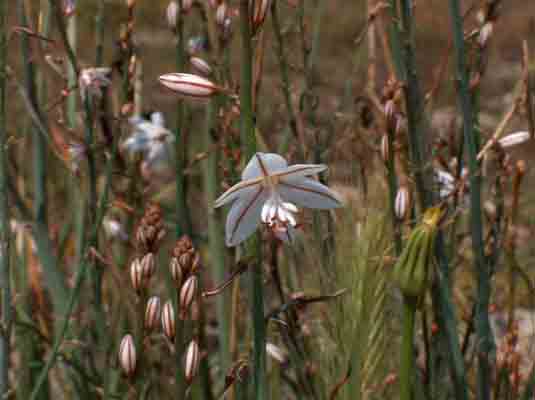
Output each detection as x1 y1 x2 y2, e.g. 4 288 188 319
393 206 443 299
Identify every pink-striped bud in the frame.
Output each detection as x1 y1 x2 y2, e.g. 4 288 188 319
144 296 161 332
161 300 176 341
215 3 227 26
179 275 198 320
169 257 183 287
380 134 390 163
166 1 179 29
250 0 270 34
190 57 212 76
140 252 156 282
119 334 137 376
498 131 530 149
395 185 411 220
130 258 144 291
184 339 200 384
159 73 220 100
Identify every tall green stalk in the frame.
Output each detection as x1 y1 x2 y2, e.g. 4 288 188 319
174 5 191 237
239 2 266 399
0 0 10 396
400 297 417 400
448 1 493 399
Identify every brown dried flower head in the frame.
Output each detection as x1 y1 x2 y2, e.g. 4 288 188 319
135 203 166 253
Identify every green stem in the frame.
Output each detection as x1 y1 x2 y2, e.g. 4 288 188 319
175 5 191 237
0 0 9 396
447 1 493 399
400 296 417 400
239 2 266 399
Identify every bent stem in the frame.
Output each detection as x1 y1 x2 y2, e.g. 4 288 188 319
400 296 417 400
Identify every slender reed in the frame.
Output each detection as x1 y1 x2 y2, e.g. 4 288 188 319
0 0 10 396
448 2 494 399
239 2 266 399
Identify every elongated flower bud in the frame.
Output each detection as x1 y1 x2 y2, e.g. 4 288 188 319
179 275 198 320
130 258 144 291
145 296 161 332
498 131 530 149
215 2 227 26
184 339 200 384
380 134 390 163
395 186 411 220
169 257 183 287
250 0 270 34
182 0 193 13
159 73 220 100
166 1 179 29
140 252 156 282
190 57 212 76
119 334 137 376
161 300 176 341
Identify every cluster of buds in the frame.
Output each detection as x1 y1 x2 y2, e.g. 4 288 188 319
135 203 166 253
170 236 201 319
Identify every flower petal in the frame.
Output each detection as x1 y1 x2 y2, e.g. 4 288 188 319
214 179 262 208
225 187 267 247
278 178 343 209
273 164 327 181
242 153 288 180
151 112 166 128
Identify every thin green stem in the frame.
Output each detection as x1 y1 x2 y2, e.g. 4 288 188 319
239 2 266 399
400 296 416 400
448 2 493 399
0 0 10 396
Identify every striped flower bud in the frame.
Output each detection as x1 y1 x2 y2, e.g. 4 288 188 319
144 296 161 332
190 57 212 76
184 339 200 384
215 2 227 26
250 0 270 34
380 134 390 162
161 300 176 341
169 257 183 287
159 73 220 100
130 258 144 291
179 275 198 320
166 1 179 29
140 252 156 282
119 334 137 376
498 131 530 149
395 185 411 220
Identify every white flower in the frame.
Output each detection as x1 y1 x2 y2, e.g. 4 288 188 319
79 67 111 100
103 217 129 242
214 152 343 247
122 112 174 170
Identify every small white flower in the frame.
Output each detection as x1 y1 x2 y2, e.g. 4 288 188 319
67 141 86 174
122 112 174 170
103 217 129 242
498 131 530 149
215 152 343 247
79 67 111 100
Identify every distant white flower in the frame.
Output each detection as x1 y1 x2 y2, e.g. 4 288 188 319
103 217 129 242
79 67 111 100
498 131 530 149
434 169 455 199
214 153 343 247
122 112 174 170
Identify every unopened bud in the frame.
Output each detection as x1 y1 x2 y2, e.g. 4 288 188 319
161 300 176 341
140 252 156 282
169 257 183 287
478 22 494 47
144 296 161 332
216 3 228 26
190 57 213 76
127 0 136 9
179 275 199 319
184 339 200 384
498 131 530 149
166 1 179 29
266 342 288 365
250 0 270 34
381 134 390 162
182 0 193 12
395 185 411 220
130 258 145 291
119 334 137 376
159 73 220 100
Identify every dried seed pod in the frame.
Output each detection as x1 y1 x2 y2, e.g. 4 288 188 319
161 300 176 341
169 257 183 287
140 252 156 282
179 275 199 320
130 258 145 291
119 334 137 376
184 339 200 384
159 73 220 100
144 296 161 331
190 57 212 76
395 185 411 220
250 0 270 34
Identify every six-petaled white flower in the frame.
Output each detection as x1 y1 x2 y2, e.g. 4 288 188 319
122 112 175 171
214 153 343 247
